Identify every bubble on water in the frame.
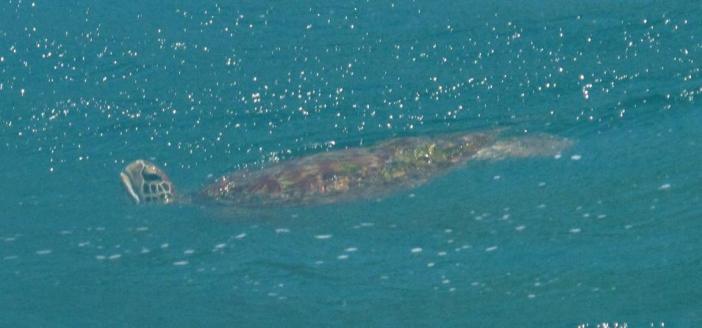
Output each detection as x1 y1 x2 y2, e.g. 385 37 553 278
485 246 498 252
411 247 423 253
571 154 582 161
173 260 189 266
344 247 358 252
337 254 349 260
234 233 247 240
658 183 671 190
35 249 52 255
109 254 122 260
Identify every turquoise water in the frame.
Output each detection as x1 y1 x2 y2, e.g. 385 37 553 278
1 0 701 326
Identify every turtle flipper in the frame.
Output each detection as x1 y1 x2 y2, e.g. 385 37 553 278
120 160 176 204
473 133 572 160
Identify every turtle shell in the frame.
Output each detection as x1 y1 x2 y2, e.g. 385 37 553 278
198 131 497 207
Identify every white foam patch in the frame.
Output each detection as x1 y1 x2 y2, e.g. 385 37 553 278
353 222 375 229
485 246 498 252
109 254 121 260
235 233 247 240
35 249 52 255
658 183 671 190
173 260 189 266
411 247 423 253
314 234 332 240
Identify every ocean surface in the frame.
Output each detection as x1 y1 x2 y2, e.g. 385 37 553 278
1 0 701 326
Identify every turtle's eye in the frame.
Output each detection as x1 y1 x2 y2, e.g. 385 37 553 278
143 173 162 182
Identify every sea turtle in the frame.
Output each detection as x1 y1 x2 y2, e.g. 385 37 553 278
120 129 571 208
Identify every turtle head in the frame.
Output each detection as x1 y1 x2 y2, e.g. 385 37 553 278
120 160 176 205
